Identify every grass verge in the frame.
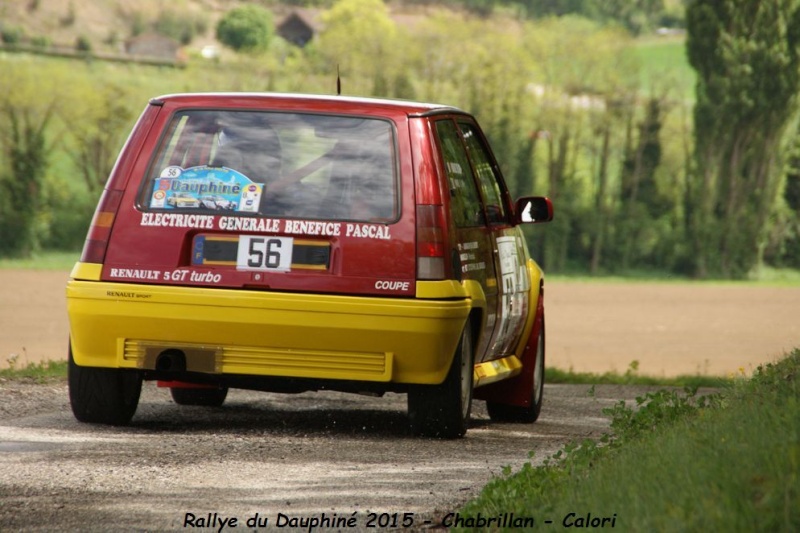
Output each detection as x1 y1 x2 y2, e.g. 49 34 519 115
457 350 800 531
546 360 731 388
0 359 68 383
547 265 800 286
0 251 78 270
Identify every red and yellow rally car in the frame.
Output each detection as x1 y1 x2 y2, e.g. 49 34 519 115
67 93 553 438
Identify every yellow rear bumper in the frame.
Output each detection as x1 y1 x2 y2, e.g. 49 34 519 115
67 270 472 385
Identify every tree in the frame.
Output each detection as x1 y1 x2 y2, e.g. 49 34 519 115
617 97 667 270
764 138 800 267
0 105 55 256
316 0 398 96
0 63 60 257
216 4 273 53
63 84 134 196
686 0 800 277
521 17 644 273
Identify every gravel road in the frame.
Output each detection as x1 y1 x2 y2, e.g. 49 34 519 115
0 378 640 532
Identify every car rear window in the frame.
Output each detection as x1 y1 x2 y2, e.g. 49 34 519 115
140 110 398 222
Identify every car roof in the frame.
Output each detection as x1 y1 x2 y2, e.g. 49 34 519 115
150 92 466 118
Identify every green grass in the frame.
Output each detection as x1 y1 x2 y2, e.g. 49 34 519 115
0 359 67 383
747 265 800 285
0 250 78 270
632 34 695 101
459 350 800 531
546 363 732 388
547 265 800 286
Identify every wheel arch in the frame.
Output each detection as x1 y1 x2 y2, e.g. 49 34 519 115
473 261 545 408
459 278 487 360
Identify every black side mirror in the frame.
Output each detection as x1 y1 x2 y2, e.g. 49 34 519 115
514 196 554 224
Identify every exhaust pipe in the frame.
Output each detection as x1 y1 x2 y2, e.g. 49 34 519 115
156 350 186 372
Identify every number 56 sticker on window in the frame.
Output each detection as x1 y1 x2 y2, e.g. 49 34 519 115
237 236 294 271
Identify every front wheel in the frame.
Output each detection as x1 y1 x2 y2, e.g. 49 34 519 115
68 347 142 426
408 324 474 439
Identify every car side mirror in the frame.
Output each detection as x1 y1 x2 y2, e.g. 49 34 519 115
514 196 553 224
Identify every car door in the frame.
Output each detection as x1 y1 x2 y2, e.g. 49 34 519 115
456 119 530 360
432 119 500 362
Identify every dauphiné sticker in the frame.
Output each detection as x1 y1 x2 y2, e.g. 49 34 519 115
150 166 258 213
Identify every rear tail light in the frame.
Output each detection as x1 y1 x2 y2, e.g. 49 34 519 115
416 204 448 280
79 189 123 264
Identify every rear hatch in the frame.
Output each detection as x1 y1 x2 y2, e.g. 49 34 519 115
102 98 417 297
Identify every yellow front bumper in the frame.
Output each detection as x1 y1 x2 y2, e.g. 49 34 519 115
67 272 472 385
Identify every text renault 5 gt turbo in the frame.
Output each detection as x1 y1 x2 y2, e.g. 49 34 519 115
67 93 553 438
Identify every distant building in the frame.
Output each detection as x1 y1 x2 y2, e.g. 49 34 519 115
201 45 220 60
277 10 322 47
124 34 181 61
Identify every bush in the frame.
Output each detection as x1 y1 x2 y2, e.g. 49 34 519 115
75 35 92 53
154 9 208 45
1 25 25 45
216 4 273 52
129 12 147 37
30 35 51 48
40 187 94 251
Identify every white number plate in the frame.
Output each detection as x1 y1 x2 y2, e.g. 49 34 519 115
236 236 294 272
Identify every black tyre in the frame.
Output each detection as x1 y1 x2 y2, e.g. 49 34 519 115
170 386 229 407
487 324 544 423
68 347 142 426
408 324 474 439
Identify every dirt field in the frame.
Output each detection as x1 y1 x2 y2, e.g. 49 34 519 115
1 269 798 376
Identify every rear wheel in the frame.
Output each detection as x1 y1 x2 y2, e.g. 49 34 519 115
68 347 142 426
170 386 229 407
486 324 544 423
408 324 474 439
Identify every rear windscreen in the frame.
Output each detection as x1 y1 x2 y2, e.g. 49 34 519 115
140 110 398 222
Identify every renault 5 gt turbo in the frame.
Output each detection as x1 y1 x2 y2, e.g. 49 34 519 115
66 93 553 438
